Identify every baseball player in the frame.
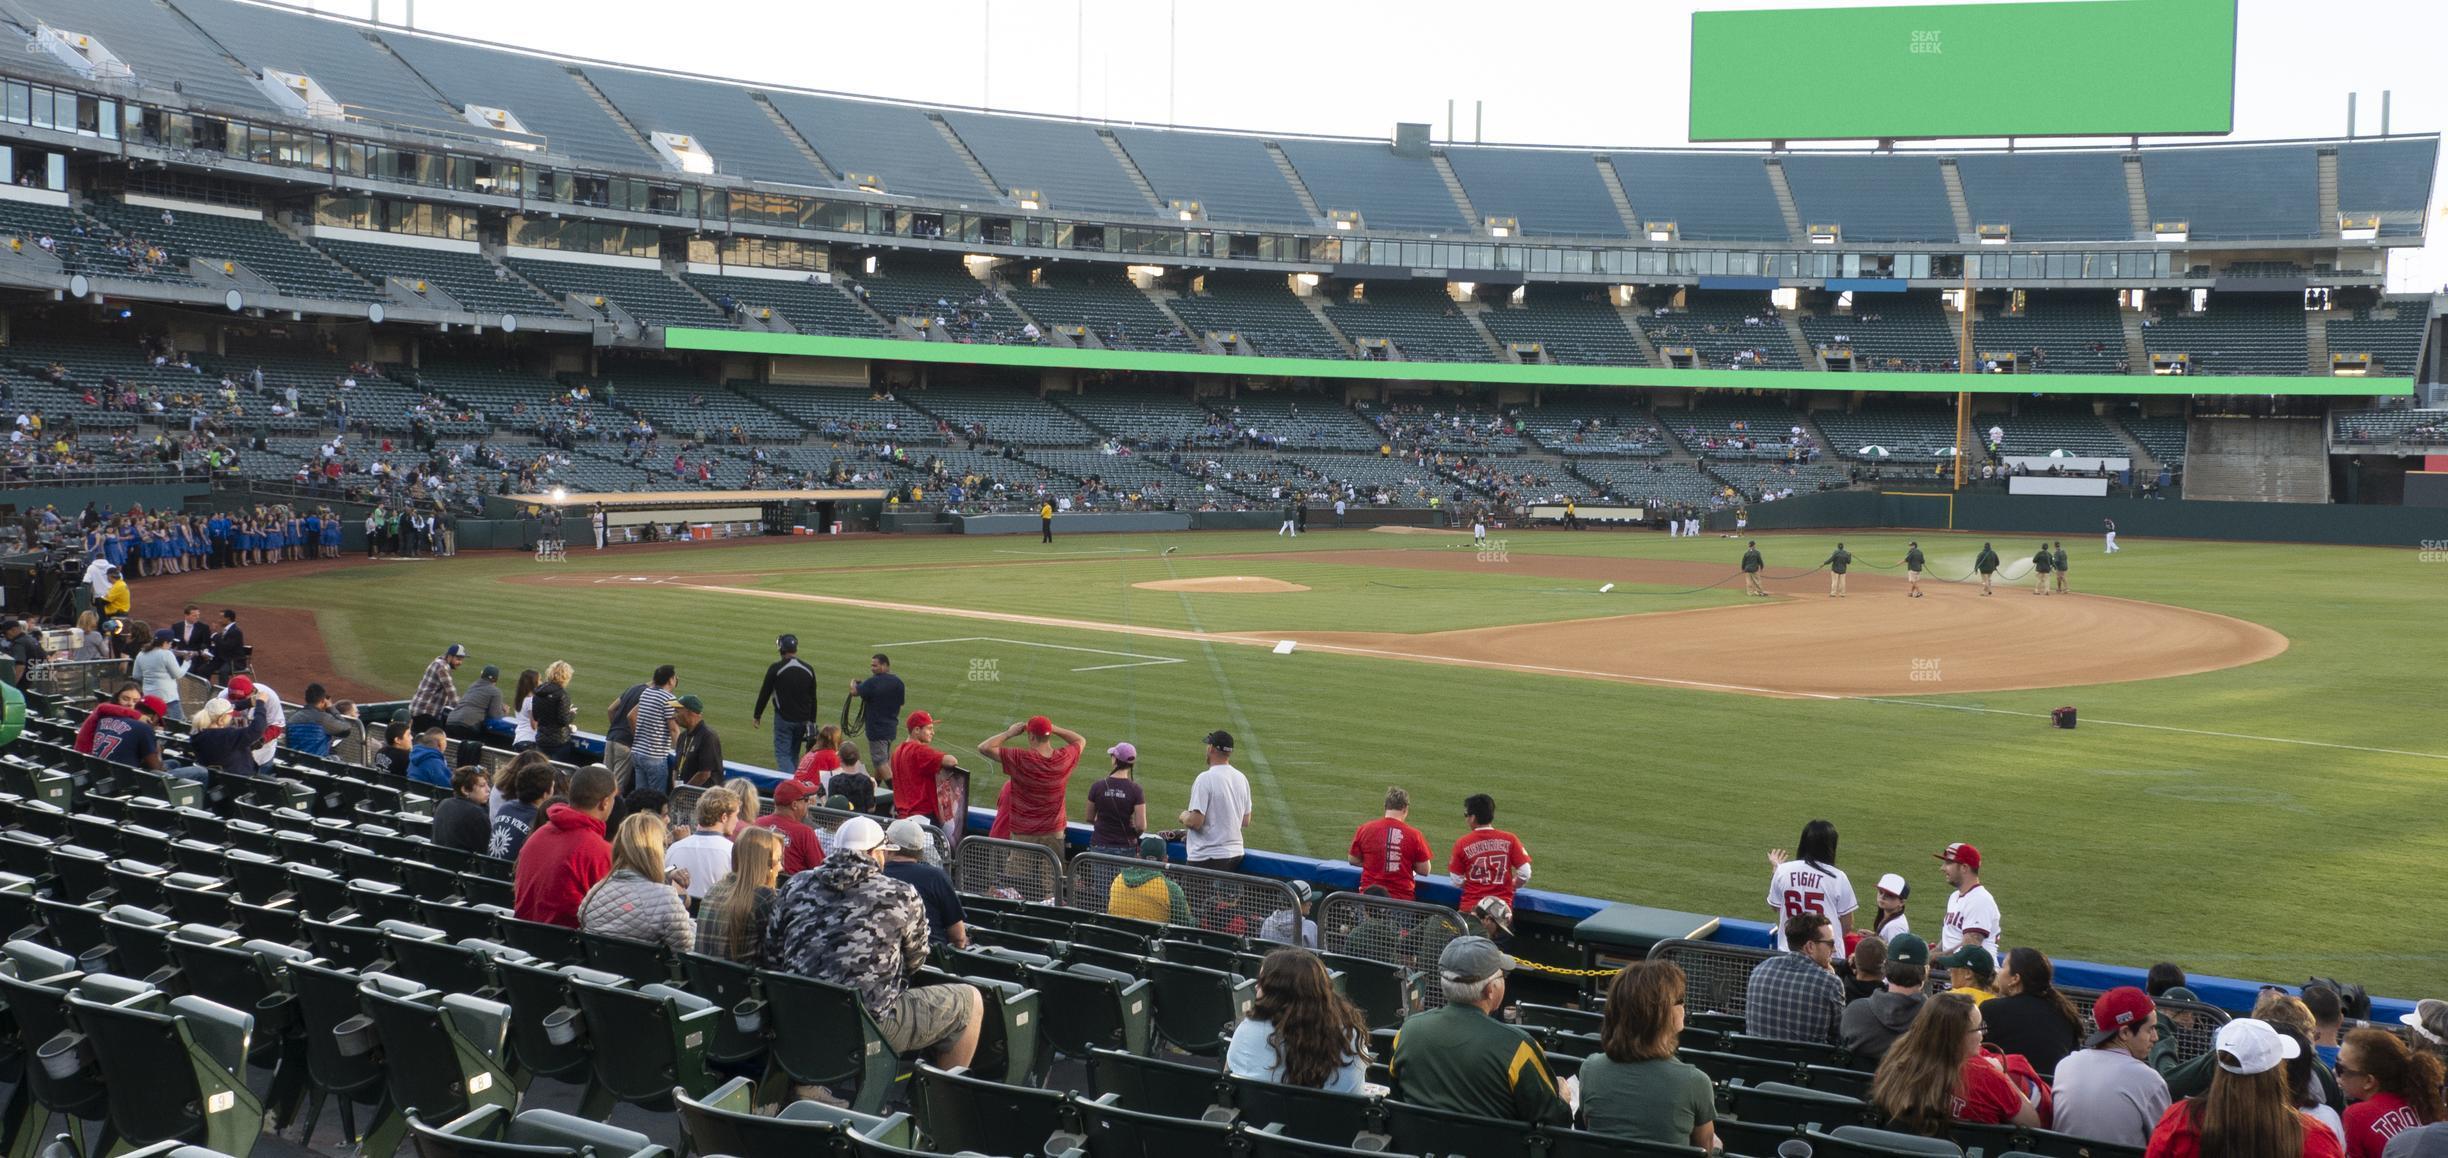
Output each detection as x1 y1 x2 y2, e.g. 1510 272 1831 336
1740 540 1766 597
2051 542 2070 593
1686 515 1701 538
1975 542 2000 595
1902 541 1926 598
1278 499 1298 537
1472 515 1487 547
2031 543 2055 595
2103 518 2118 553
1822 542 1852 598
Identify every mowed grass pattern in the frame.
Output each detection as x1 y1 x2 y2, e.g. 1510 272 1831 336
210 527 2448 994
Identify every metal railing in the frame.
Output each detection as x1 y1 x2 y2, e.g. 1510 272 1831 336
25 657 131 702
1646 937 1786 1018
1315 891 1468 1009
1062 850 1301 941
950 835 1065 903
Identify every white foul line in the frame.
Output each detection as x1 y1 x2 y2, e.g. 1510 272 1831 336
868 634 1184 674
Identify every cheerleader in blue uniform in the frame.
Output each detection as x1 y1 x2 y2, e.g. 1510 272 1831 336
321 509 342 558
135 521 157 578
287 511 303 562
102 522 129 573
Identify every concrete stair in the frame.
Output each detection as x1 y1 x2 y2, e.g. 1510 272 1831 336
755 94 841 182
1612 299 1664 367
2317 146 2341 239
927 114 1003 198
1265 142 1326 222
1780 311 1815 368
2305 308 2331 375
1098 130 1167 215
1457 303 1508 361
1431 151 1481 231
568 68 658 157
1595 156 1643 238
2120 309 2150 372
1763 158 1807 243
2123 155 2152 239
1939 158 1975 242
1296 291 1357 357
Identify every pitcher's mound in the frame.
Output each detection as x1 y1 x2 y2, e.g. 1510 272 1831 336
1133 576 1311 593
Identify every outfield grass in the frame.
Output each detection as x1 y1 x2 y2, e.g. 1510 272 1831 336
209 527 2448 995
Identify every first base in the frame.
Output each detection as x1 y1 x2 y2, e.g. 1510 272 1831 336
1599 583 1616 593
1272 640 1297 655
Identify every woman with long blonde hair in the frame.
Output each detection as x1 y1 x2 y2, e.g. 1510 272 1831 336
1871 992 2040 1135
724 777 763 836
575 812 694 952
695 827 783 962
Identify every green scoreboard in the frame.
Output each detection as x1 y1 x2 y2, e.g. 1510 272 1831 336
1689 0 2236 142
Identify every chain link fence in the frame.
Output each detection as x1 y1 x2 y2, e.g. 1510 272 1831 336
951 835 1066 903
1315 891 1468 1009
26 658 131 702
1646 938 1785 1018
1062 851 1301 940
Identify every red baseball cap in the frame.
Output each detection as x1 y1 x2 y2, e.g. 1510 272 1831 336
139 695 169 718
227 675 255 698
1934 842 1981 872
772 779 811 806
906 710 934 730
2086 986 2156 1047
1025 715 1053 737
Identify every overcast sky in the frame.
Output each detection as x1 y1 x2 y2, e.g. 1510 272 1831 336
301 0 2446 288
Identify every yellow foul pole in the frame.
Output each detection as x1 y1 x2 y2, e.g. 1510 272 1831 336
1954 270 1975 491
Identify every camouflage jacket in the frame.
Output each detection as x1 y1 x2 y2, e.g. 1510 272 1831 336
763 848 928 1020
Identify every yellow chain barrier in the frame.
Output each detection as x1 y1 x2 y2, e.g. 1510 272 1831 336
1513 958 1622 978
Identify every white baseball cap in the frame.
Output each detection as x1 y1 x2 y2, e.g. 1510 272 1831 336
835 816 887 854
2212 1018 2300 1075
1876 873 1910 898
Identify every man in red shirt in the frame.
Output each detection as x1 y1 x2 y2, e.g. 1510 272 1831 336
977 715 1085 864
755 778 828 875
890 710 958 822
512 765 616 927
1348 786 1430 900
1448 793 1531 933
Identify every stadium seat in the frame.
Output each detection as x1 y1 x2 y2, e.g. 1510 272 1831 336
494 958 617 1116
1245 1123 1421 1158
284 956 394 1147
1141 957 1254 1055
1539 1127 1709 1157
1814 1125 1966 1156
1679 1046 1802 1088
404 1104 668 1158
1030 961 1157 1060
677 951 768 1072
566 974 722 1112
1725 1079 1878 1131
0 940 114 1155
67 983 266 1155
756 968 902 1115
1381 1099 1539 1158
1089 1047 1224 1120
577 929 679 986
352 973 518 1138
1073 1094 1240 1158
911 1063 1072 1154
676 1075 916 1156
1225 1074 1379 1144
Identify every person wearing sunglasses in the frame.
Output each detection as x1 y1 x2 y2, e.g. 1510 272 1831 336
1873 992 2042 1134
1744 912 1847 1044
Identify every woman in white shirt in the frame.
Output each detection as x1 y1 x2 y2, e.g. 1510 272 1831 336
1226 948 1370 1093
1871 872 1912 939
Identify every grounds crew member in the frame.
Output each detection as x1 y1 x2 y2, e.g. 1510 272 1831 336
1976 542 2001 595
1903 541 1927 598
1740 541 1766 597
2052 542 2070 594
1822 542 1853 598
2032 543 2055 595
753 633 818 775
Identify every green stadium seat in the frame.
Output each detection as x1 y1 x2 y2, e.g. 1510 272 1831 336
67 984 266 1155
1816 1125 1966 1156
1539 1126 1709 1157
354 973 517 1136
676 1075 915 1156
1074 1093 1240 1158
911 1062 1071 1155
1030 961 1157 1060
1381 1098 1539 1158
404 1104 668 1158
566 974 723 1113
1141 957 1255 1056
1725 1079 1878 1131
0 940 112 1154
1245 1123 1420 1158
494 958 617 1117
1225 1074 1379 1145
756 968 902 1115
1089 1047 1224 1120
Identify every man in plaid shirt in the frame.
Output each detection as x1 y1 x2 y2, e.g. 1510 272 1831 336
1744 912 1846 1044
410 644 467 735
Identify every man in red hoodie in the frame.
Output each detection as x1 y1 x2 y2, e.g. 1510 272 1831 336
513 764 616 927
